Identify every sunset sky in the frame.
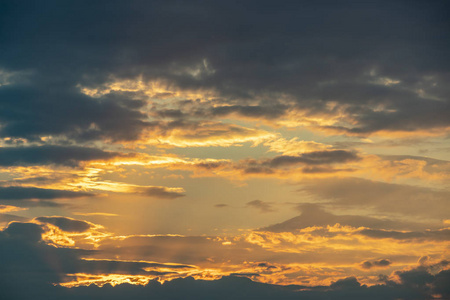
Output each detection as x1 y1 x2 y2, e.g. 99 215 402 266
1 1 449 299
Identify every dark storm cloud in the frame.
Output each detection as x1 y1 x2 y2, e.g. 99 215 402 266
0 186 93 200
0 85 149 142
0 0 449 140
36 216 92 233
0 145 123 166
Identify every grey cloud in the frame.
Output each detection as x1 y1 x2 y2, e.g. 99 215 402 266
0 213 28 223
361 259 392 269
262 204 431 233
246 200 275 213
359 228 450 241
1 269 449 300
210 104 288 119
0 145 124 167
0 0 448 142
36 216 92 233
0 85 150 142
0 186 94 200
268 150 359 167
1 219 449 300
136 186 185 199
214 204 228 208
0 221 193 289
4 221 44 243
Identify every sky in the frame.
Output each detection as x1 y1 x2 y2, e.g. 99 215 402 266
0 1 449 299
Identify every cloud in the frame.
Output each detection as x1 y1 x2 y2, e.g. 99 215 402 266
0 1 449 299
262 204 431 233
187 150 360 179
0 0 448 142
268 150 359 167
73 212 119 217
36 216 93 233
0 145 124 166
359 228 450 241
135 186 186 199
3 221 44 243
0 212 28 224
0 85 149 142
361 259 392 270
0 186 93 200
0 221 194 289
214 204 228 208
298 177 450 218
145 121 276 148
264 138 332 155
246 200 275 213
0 204 26 213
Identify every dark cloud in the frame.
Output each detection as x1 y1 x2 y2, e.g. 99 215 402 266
0 145 124 166
201 150 361 177
246 200 275 213
136 186 185 199
0 221 193 291
1 1 449 299
1 220 449 300
0 85 150 142
4 221 44 243
36 216 92 233
361 259 392 269
0 186 93 200
1 269 449 300
0 0 448 141
268 150 359 167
